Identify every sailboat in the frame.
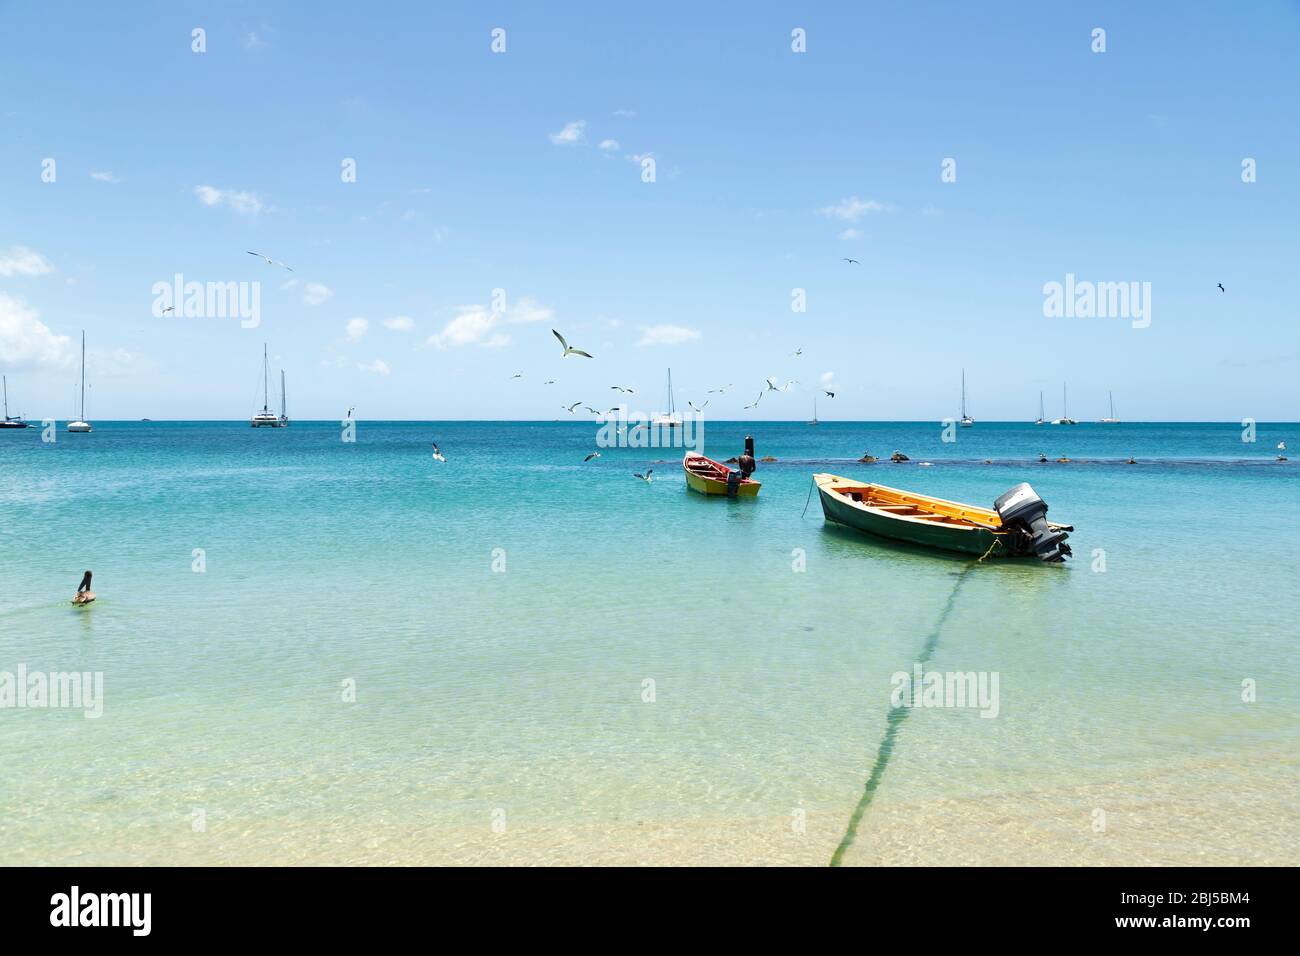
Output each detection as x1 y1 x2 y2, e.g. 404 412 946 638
1 376 29 428
1100 391 1120 424
250 344 285 427
279 369 289 426
1050 383 1077 425
959 369 974 427
651 368 682 427
67 331 92 432
1034 391 1045 426
808 396 819 426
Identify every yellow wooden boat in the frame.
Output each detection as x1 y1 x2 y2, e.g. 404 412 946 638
813 474 1072 561
684 452 761 497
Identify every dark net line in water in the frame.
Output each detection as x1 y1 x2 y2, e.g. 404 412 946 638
828 564 977 867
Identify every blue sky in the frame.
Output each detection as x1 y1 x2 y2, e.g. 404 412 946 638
1 1 1297 421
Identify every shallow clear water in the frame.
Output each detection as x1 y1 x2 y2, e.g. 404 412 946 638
1 421 1296 865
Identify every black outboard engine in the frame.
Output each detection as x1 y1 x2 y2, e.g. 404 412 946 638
993 483 1072 562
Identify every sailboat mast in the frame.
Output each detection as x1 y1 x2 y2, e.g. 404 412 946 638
666 368 675 416
263 344 270 412
79 331 86 420
3 376 7 419
1063 383 1068 419
961 369 967 418
1109 391 1115 418
1039 391 1044 420
280 369 286 419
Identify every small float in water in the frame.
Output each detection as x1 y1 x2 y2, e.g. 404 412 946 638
813 475 1072 562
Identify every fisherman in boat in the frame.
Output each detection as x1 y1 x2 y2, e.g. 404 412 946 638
737 436 756 479
72 570 95 605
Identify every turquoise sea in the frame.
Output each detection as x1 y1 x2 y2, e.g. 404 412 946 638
1 420 1297 865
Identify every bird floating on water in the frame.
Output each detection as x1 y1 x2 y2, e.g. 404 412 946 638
553 329 592 358
634 469 653 482
246 251 293 271
431 442 447 462
583 451 600 462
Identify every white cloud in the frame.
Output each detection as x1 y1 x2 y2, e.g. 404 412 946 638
0 294 74 370
89 171 121 184
637 324 701 347
243 31 268 51
358 358 390 375
598 139 620 151
426 297 554 349
548 120 586 145
383 316 414 332
818 196 885 222
820 371 835 387
194 185 265 216
613 109 636 118
0 247 55 278
302 282 333 306
838 228 861 240
346 317 369 341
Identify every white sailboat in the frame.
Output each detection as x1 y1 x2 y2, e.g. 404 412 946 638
1100 391 1120 424
67 331 92 432
808 396 819 426
279 369 289 426
1050 383 1077 425
1034 391 1045 426
1 375 29 429
651 368 682 427
959 369 974 426
250 344 285 427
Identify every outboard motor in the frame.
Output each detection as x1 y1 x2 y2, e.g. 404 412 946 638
993 483 1072 562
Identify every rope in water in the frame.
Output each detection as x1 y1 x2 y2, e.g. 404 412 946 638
828 556 982 867
801 476 816 518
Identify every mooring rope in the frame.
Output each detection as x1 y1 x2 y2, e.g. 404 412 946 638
828 560 979 867
801 476 816 518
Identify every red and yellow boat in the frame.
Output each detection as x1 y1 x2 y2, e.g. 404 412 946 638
683 452 761 497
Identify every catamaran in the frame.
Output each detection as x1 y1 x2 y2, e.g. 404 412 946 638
959 369 974 426
1034 391 1045 426
1 375 29 429
67 331 92 433
1050 383 1077 425
651 368 682 427
250 344 286 427
1100 391 1120 424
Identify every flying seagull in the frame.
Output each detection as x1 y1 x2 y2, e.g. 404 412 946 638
246 251 293 271
564 402 582 414
791 348 803 357
161 305 175 314
634 469 653 483
583 405 600 415
688 400 708 411
543 380 556 385
708 384 732 394
583 451 601 462
1217 283 1225 292
744 391 763 409
765 378 780 392
823 390 836 399
431 442 447 462
510 372 523 379
553 329 593 358
842 258 860 265
347 407 355 418
611 385 635 393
